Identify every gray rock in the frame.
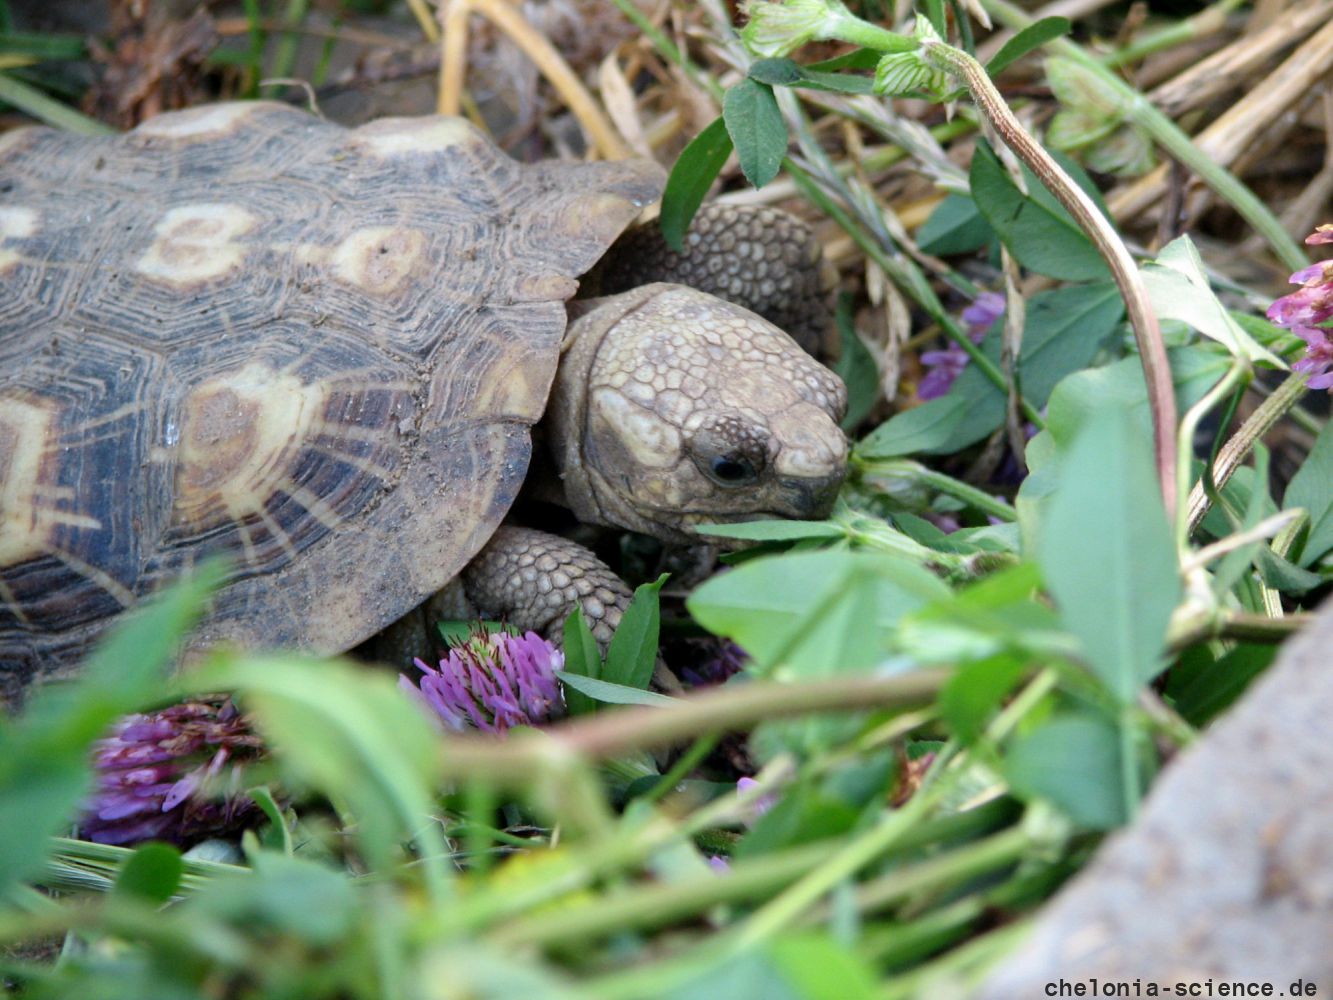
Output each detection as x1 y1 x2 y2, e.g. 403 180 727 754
978 596 1333 994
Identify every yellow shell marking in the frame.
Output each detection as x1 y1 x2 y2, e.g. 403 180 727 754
331 226 426 296
0 394 102 567
350 118 476 158
136 203 259 288
134 103 262 141
0 206 38 276
172 361 326 539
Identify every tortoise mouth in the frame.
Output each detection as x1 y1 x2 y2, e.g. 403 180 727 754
635 471 845 527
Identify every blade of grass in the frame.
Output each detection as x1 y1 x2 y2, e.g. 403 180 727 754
0 72 112 133
263 0 310 93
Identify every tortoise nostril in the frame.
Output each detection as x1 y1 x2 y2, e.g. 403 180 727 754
785 472 845 519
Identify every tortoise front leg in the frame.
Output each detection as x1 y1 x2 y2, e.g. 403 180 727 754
368 527 630 668
461 525 632 646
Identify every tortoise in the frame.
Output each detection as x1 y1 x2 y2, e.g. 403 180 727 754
0 101 848 703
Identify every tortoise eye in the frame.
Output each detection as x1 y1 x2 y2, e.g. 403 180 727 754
706 454 759 486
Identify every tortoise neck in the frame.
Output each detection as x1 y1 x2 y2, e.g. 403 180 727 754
546 299 613 528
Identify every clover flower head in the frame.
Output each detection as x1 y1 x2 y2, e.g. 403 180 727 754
402 628 565 735
1292 327 1333 390
736 776 779 821
740 0 851 59
925 511 962 534
919 291 1004 400
1268 226 1333 392
1306 224 1333 246
918 344 969 400
962 291 1005 338
80 698 265 847
1270 262 1333 321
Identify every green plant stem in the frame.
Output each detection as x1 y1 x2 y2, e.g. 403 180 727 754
435 671 947 779
981 0 1307 272
1249 377 1323 436
1219 612 1314 643
1168 609 1313 650
1100 0 1246 69
815 13 917 55
862 893 989 967
1119 706 1141 823
728 743 959 946
1175 355 1250 550
919 38 1178 517
463 779 499 876
820 824 1028 919
638 733 720 805
988 667 1058 742
866 854 1075 968
881 920 1033 1000
265 0 310 87
413 682 949 938
496 808 1023 949
1183 510 1303 574
1270 508 1307 565
435 760 812 942
494 839 835 948
1137 688 1196 748
0 896 253 964
240 0 265 95
368 884 407 1000
854 458 1018 522
1186 371 1311 532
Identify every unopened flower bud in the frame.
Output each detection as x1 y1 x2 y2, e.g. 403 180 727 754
740 0 852 59
874 18 949 99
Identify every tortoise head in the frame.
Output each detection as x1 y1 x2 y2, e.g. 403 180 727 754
550 283 848 545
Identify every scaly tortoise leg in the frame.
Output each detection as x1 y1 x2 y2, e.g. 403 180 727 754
461 525 632 646
368 526 631 668
467 527 684 694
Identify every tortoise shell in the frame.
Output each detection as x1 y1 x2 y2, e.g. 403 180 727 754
0 101 662 699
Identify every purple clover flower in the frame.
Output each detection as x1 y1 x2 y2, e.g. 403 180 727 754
919 291 1005 401
962 291 1006 336
918 344 970 401
1268 226 1333 391
924 511 963 534
736 776 778 822
678 639 749 689
81 698 265 847
1292 327 1333 390
402 629 564 735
